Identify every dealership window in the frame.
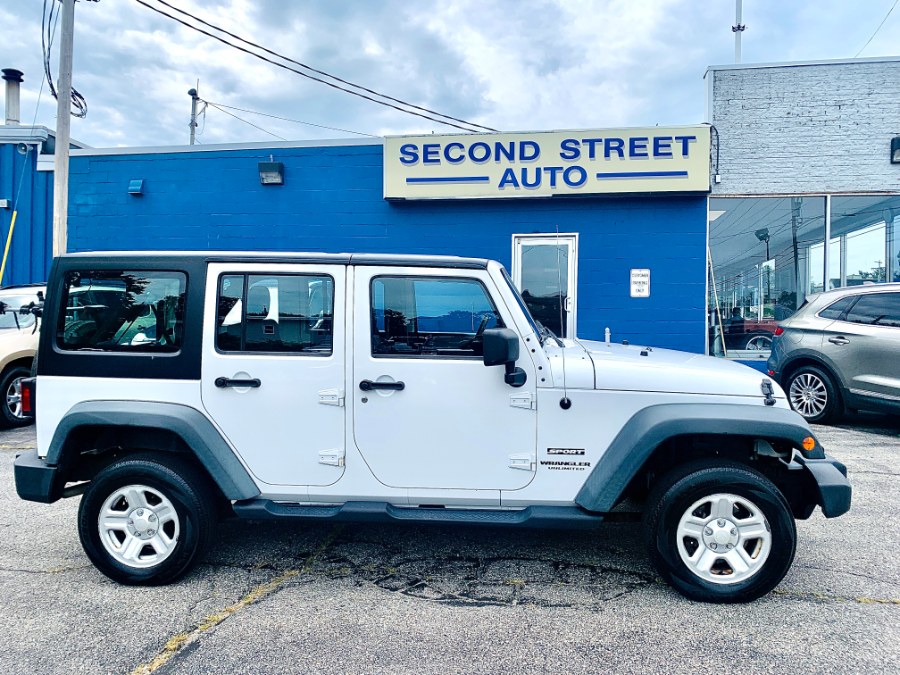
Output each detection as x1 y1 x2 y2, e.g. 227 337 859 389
707 195 900 358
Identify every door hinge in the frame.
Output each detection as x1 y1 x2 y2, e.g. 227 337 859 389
509 453 535 471
318 388 345 407
318 448 345 467
510 392 535 410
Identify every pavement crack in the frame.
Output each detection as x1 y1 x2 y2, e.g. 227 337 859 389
772 588 900 605
131 525 344 675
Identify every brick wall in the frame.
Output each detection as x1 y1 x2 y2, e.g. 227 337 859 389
708 59 900 195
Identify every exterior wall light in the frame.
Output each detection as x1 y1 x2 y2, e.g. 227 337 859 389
127 179 144 196
892 137 900 164
258 161 284 185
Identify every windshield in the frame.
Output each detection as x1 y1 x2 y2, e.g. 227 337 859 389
0 294 39 330
500 267 541 338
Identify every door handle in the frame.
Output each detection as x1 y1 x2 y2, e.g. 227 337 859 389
359 379 405 391
828 336 850 345
215 377 262 388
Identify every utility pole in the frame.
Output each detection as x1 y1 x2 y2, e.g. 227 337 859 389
188 86 200 145
52 0 76 258
732 0 746 64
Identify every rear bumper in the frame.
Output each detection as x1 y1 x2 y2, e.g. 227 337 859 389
796 454 851 518
14 449 63 503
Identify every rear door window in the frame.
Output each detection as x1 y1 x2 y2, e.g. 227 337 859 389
215 274 334 354
844 293 900 328
58 271 187 352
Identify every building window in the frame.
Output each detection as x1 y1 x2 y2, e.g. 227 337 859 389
708 194 900 358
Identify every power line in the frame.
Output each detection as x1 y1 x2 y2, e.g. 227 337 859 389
134 0 493 133
205 102 286 140
204 101 378 138
855 0 898 57
151 0 496 133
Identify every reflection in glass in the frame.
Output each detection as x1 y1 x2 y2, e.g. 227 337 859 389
708 196 826 357
520 244 568 337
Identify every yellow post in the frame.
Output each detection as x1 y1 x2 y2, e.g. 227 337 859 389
0 210 19 287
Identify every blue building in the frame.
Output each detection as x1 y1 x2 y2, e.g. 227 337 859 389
60 128 712 353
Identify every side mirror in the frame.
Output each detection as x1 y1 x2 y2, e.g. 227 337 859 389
482 328 526 388
483 328 519 366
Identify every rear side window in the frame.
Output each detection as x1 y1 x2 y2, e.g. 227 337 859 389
371 276 503 358
215 274 334 354
817 296 855 320
844 293 900 328
58 271 187 352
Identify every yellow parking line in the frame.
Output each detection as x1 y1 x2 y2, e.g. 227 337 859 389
130 526 343 675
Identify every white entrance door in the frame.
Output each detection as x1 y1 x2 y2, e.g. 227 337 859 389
513 234 578 338
351 266 538 493
201 263 346 488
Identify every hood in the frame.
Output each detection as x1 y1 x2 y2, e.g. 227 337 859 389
577 339 783 399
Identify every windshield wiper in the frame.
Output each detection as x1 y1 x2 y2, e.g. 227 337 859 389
535 321 564 348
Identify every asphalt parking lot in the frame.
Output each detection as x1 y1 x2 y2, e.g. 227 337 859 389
1 416 898 675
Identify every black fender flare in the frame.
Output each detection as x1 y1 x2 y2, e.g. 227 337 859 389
574 403 822 513
46 400 260 500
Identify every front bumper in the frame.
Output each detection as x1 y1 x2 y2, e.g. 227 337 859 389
14 449 63 503
796 453 851 518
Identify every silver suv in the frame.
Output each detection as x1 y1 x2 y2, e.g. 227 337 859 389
767 283 900 423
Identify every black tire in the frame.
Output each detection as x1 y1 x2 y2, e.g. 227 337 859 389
785 364 841 424
78 453 217 585
0 365 34 429
644 461 796 603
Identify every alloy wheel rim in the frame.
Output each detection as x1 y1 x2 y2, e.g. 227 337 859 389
98 484 180 569
5 376 24 419
745 336 772 351
676 492 772 585
789 373 828 418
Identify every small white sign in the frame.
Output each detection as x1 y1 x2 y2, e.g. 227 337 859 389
630 269 650 298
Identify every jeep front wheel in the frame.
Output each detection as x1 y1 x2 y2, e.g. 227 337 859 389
78 453 217 585
644 462 796 603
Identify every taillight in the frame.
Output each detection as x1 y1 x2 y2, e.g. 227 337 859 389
19 378 35 418
774 326 784 336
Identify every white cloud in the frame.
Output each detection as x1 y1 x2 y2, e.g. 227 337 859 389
0 0 896 148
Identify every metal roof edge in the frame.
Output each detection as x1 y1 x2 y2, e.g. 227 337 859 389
71 137 383 157
705 55 900 77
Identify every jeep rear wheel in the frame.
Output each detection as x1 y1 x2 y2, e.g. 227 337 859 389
78 453 217 585
644 461 796 603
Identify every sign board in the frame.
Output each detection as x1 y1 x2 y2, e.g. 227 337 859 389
630 269 650 298
384 126 710 200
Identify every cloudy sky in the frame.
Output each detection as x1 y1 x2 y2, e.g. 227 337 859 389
1 0 898 148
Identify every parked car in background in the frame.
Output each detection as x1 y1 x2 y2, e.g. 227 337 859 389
0 284 45 428
767 283 900 423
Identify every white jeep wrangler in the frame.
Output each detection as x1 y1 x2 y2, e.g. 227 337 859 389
14 252 851 602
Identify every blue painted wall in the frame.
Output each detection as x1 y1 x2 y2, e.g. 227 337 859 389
0 142 53 286
67 143 708 352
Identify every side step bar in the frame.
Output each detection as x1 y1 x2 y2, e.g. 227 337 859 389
231 500 606 530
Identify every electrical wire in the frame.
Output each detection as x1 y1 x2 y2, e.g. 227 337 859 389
133 0 492 133
203 101 378 138
854 0 898 57
150 0 496 133
42 0 94 118
205 102 287 140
